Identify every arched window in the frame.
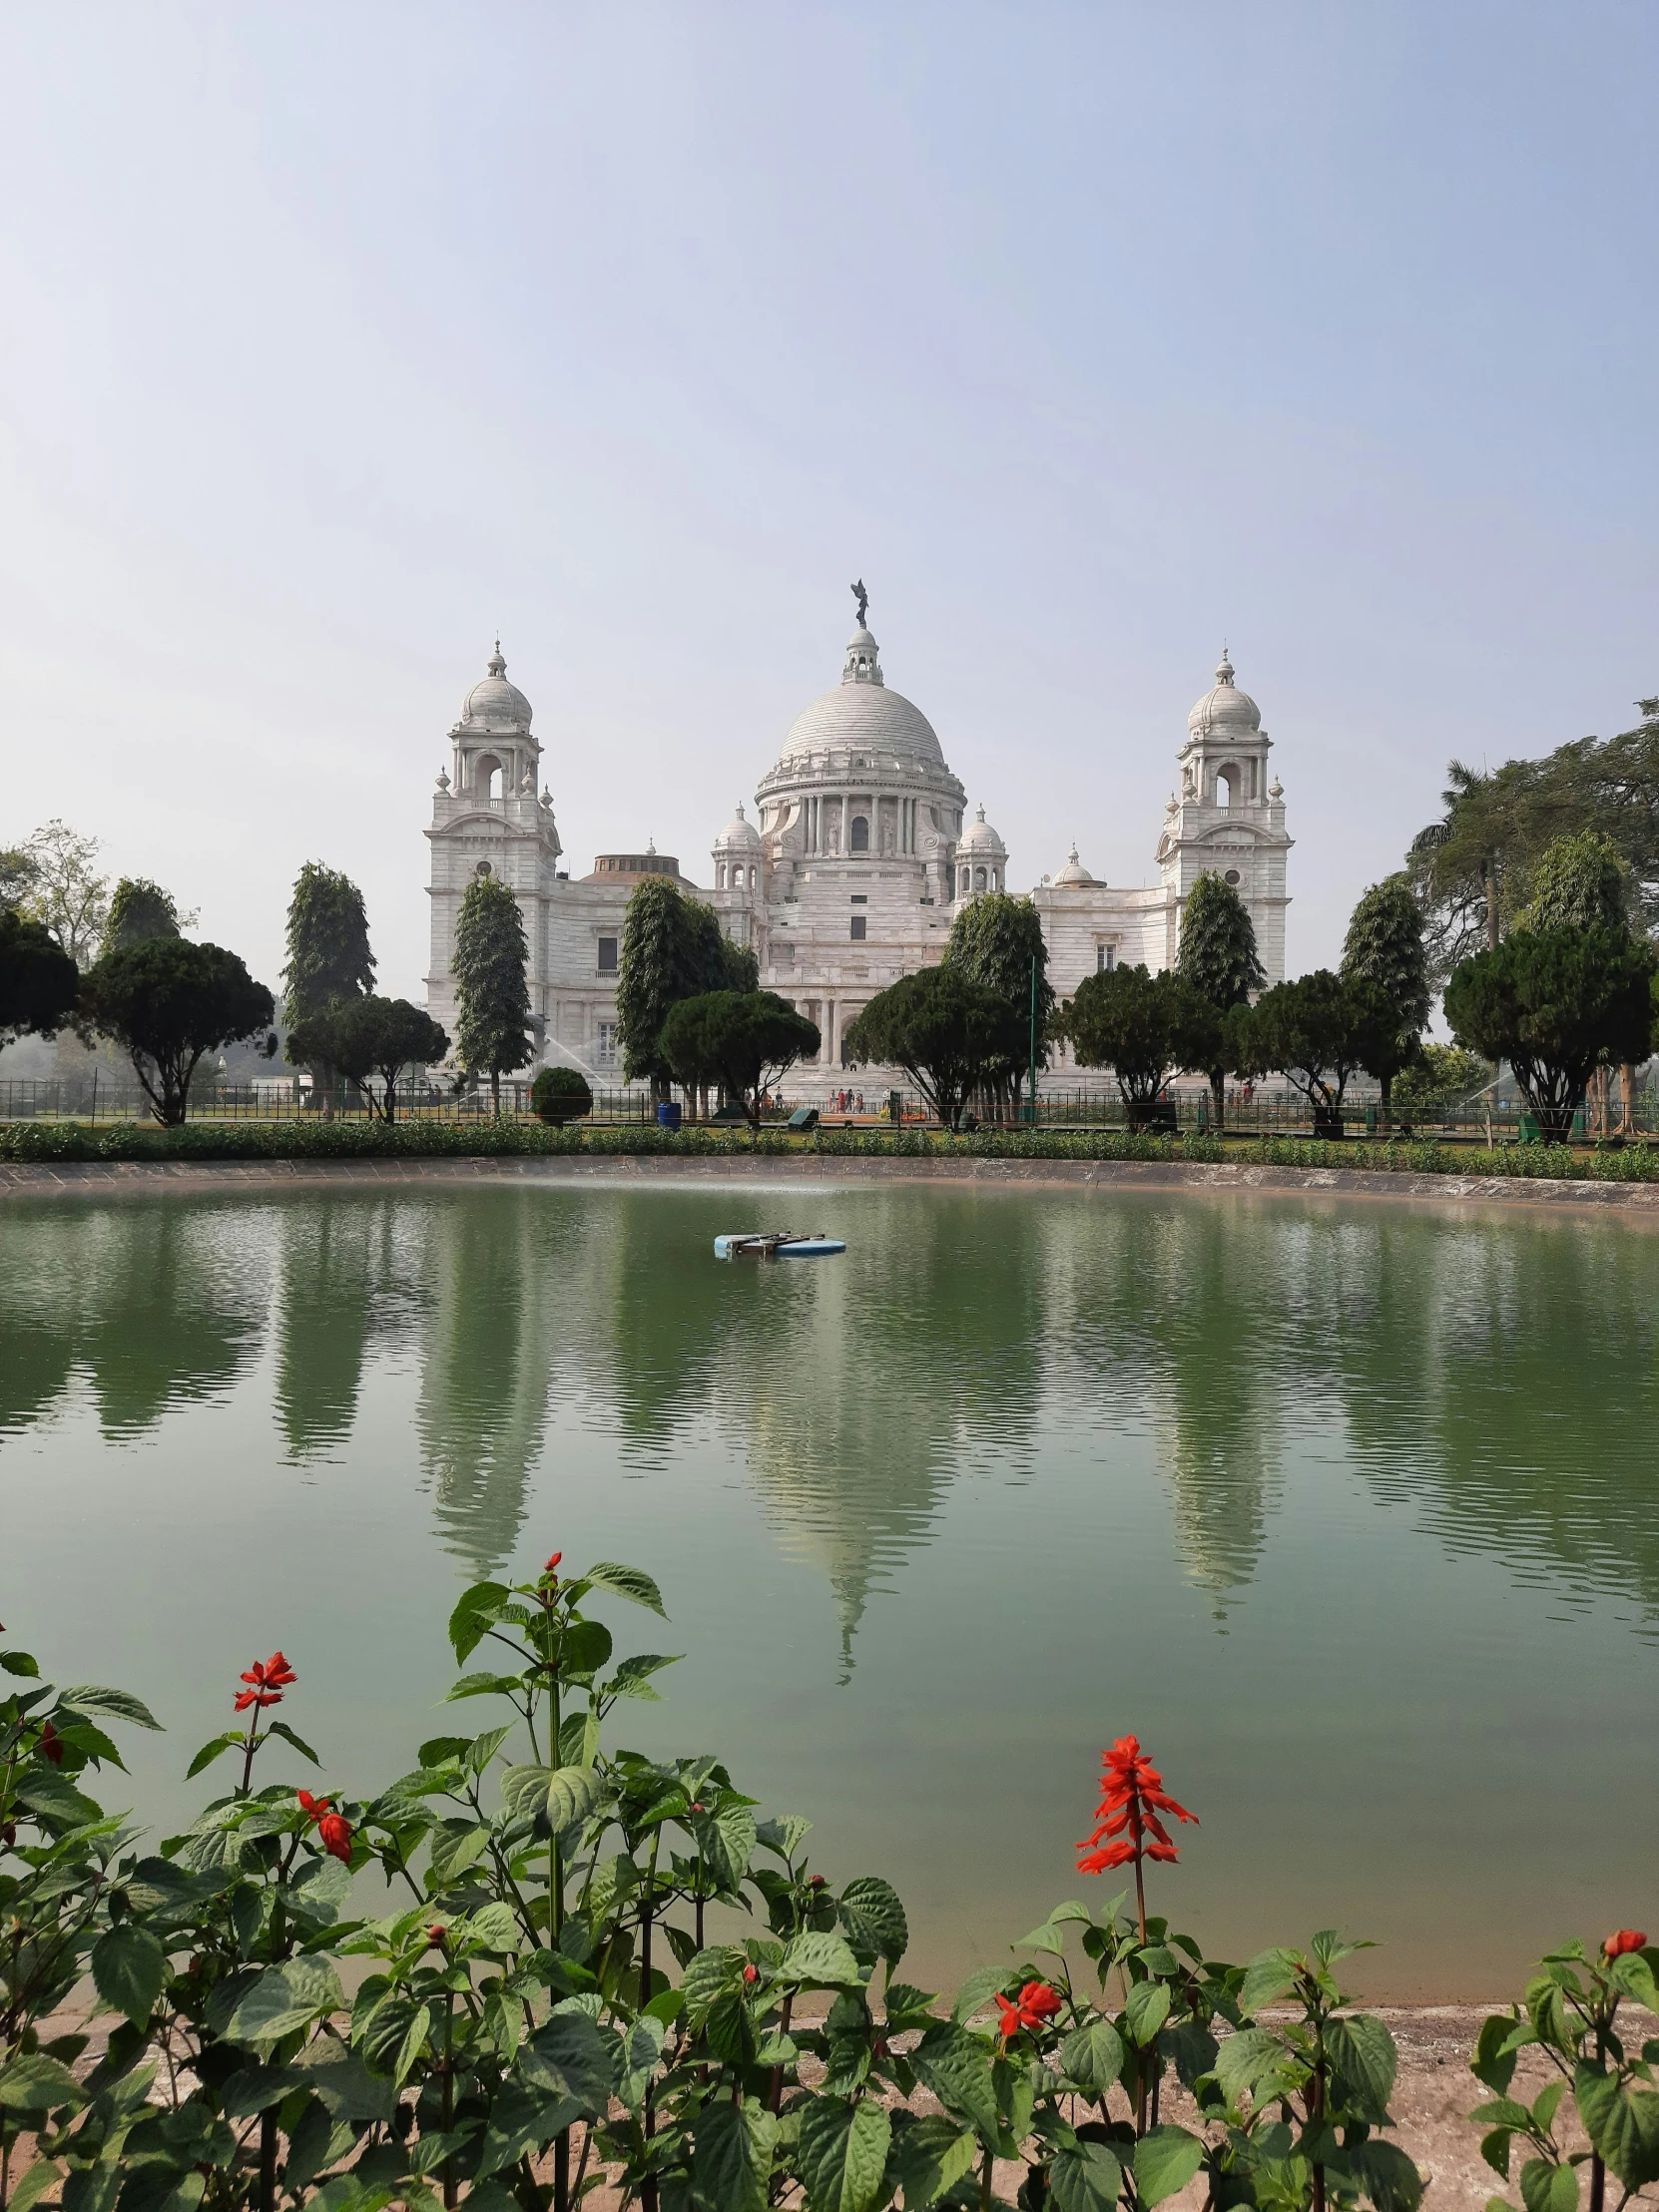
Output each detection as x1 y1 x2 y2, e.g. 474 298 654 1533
477 754 503 801
850 815 869 853
717 863 727 889
974 865 987 892
1215 766 1240 809
959 866 970 894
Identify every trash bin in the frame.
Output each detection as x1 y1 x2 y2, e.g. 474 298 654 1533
656 1101 682 1131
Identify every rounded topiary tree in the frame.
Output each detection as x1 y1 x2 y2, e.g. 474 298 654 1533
530 1065 594 1125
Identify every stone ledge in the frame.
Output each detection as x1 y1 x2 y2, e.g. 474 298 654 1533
5 1150 1659 1216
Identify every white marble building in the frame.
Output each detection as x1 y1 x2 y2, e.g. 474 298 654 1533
425 612 1292 1086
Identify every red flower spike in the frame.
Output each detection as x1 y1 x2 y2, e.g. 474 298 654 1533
809 1874 827 1891
1076 1735 1198 1878
39 1720 64 1766
994 1994 1021 2039
1605 1930 1647 1958
316 1812 353 1862
426 1926 447 1948
296 1790 330 1818
742 1963 759 1985
236 1652 294 1711
545 1552 562 1574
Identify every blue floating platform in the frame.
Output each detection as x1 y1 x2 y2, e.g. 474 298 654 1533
715 1232 845 1260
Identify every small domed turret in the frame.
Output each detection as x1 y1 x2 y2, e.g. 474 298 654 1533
458 640 534 732
714 801 762 850
1187 651 1261 739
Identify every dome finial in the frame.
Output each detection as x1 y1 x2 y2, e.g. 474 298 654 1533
488 636 506 677
851 577 868 627
1216 644 1235 686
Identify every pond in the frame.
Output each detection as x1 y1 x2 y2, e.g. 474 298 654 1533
3 1174 1656 2001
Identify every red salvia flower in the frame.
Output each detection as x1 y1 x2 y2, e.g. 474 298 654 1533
995 1981 1062 2038
1077 1735 1197 1877
1605 1930 1647 1957
295 1790 353 1863
809 1874 827 1891
426 1926 447 1948
38 1720 64 1766
742 1963 759 1985
236 1652 295 1711
545 1552 563 1574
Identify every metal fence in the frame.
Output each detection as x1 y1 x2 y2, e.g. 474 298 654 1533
4 1071 1656 1143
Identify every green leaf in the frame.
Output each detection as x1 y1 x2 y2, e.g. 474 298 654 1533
1610 1953 1659 2014
560 1619 614 1678
16 1768 103 1827
693 1801 759 1893
782 1930 865 1987
1574 2063 1659 2189
499 1763 600 1834
911 2021 1000 2140
1061 2018 1126 2095
476 2079 564 2178
58 1684 162 1730
1215 2025 1299 2110
1 1650 41 1678
604 1652 683 1700
444 1671 524 1704
460 1901 520 1952
695 2097 779 2212
756 1813 812 1861
799 2095 892 2212
1327 2012 1397 2125
1239 1946 1301 2018
221 1956 344 2044
518 2009 614 2116
448 1580 510 1664
583 1560 668 1618
9 2158 64 2212
0 2051 86 2112
950 1964 1005 2025
186 1729 245 1779
1017 1922 1074 1958
1352 2139 1425 2212
1518 2159 1577 2212
1470 2013 1524 2097
1049 2137 1124 2212
887 2114 979 2211
1133 2125 1206 2208
92 1923 166 2025
839 1876 908 1967
266 1719 321 1766
1124 1979 1171 2047
465 1723 515 1776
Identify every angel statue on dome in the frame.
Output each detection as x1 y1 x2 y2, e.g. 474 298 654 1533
850 578 868 626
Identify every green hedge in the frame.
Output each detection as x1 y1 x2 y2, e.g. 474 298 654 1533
3 1116 1658 1181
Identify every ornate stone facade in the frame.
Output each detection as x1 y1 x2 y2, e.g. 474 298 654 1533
424 614 1292 1086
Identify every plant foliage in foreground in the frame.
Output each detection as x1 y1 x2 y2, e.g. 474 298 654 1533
13 1550 1627 2212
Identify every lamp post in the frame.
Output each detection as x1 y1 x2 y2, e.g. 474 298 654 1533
1027 953 1037 1125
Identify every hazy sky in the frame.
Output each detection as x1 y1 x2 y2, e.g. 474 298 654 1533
2 3 1655 999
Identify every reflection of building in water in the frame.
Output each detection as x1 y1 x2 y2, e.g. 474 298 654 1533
275 1200 422 1462
1034 1197 1282 1621
730 1216 1050 1679
416 1195 563 1574
0 1202 270 1438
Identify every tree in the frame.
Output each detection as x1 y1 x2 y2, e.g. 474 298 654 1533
943 892 1055 1112
286 995 449 1122
615 877 748 1096
1176 871 1266 1127
0 848 37 912
17 819 109 961
100 876 193 958
82 937 275 1125
1406 696 1659 981
1521 828 1631 932
1340 874 1429 1126
843 966 1024 1131
1239 970 1398 1136
280 862 374 1025
530 1066 594 1124
660 990 820 1131
1443 925 1655 1142
453 874 534 1112
1389 1043 1492 1128
0 907 79 1043
1063 964 1215 1131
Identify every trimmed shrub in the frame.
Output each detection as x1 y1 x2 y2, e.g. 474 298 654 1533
530 1065 594 1124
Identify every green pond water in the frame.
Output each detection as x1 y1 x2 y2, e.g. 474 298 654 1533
3 1176 1657 2001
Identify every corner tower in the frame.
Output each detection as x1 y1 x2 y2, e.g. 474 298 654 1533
1157 652 1292 984
425 644 564 1052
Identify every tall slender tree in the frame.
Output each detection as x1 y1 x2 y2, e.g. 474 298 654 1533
1176 871 1265 1127
100 877 192 958
1340 874 1429 1126
453 873 534 1113
281 862 374 1113
944 891 1054 1113
280 862 375 1024
615 877 749 1099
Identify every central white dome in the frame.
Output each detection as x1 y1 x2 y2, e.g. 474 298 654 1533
775 620 946 770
